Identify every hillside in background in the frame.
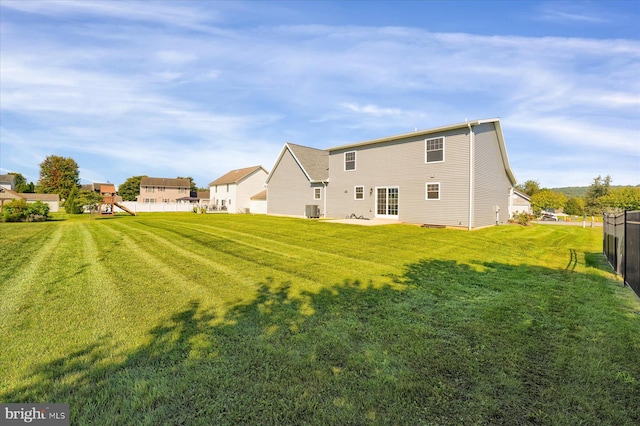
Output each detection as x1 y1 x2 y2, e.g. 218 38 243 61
551 185 639 198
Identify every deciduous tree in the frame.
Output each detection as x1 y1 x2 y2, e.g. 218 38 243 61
118 175 147 201
515 179 541 197
530 190 566 215
36 155 80 201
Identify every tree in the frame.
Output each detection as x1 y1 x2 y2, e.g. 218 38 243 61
515 179 541 197
584 175 612 215
118 175 147 201
177 176 197 192
77 190 104 213
599 186 640 212
564 197 585 216
64 186 83 214
36 155 80 202
530 189 566 215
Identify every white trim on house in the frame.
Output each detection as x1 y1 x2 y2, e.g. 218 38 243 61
426 182 441 200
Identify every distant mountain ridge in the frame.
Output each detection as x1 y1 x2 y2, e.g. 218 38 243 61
551 185 640 198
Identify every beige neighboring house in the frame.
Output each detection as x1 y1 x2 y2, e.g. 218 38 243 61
0 187 60 212
209 166 268 213
137 177 191 203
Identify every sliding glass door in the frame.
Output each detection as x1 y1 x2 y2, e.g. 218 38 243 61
376 187 399 218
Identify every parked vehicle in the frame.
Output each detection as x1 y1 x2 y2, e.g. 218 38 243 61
540 212 559 221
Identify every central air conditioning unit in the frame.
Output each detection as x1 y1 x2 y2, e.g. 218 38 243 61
305 204 320 218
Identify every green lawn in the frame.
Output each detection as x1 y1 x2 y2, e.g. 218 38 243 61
1 213 639 425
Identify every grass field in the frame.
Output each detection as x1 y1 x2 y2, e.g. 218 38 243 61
1 213 639 425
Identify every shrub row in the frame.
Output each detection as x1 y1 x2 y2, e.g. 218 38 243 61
1 199 50 222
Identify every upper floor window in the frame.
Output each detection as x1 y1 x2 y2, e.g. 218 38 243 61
314 188 321 200
345 151 356 171
425 137 444 163
354 186 364 200
158 187 165 192
178 188 187 194
146 186 154 193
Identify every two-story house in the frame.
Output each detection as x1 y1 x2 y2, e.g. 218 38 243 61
209 166 268 213
266 118 517 229
137 177 191 203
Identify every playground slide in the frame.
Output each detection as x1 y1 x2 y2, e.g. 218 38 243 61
114 202 137 216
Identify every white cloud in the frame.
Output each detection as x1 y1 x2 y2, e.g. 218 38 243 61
1 3 638 188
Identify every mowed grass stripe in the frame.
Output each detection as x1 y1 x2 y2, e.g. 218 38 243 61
143 218 398 286
0 223 58 286
92 220 306 319
175 216 422 266
0 223 65 333
107 219 342 298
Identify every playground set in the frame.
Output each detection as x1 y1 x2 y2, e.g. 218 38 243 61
97 184 136 216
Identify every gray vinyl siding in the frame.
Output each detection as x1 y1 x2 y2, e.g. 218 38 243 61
473 122 512 227
327 128 471 226
266 148 316 217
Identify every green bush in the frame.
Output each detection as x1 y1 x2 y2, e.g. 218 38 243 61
510 211 533 226
1 199 49 222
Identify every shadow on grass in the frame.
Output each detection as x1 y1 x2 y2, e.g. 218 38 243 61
3 261 639 425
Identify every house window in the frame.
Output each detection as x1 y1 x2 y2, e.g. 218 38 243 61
146 186 154 193
314 188 321 200
354 186 364 200
345 151 356 171
425 137 444 163
178 188 187 194
426 183 440 200
226 184 230 192
158 187 165 192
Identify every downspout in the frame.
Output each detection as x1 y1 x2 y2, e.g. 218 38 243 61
322 181 328 218
468 122 474 230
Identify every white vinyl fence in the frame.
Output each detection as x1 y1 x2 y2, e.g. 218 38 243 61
115 202 196 213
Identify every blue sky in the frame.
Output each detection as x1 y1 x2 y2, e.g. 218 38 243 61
1 0 639 189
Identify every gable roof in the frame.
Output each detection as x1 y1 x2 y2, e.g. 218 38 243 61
0 187 22 200
328 118 516 186
251 189 267 200
266 143 329 184
0 174 16 184
100 184 116 194
140 177 190 188
208 166 267 186
0 188 59 202
22 193 60 202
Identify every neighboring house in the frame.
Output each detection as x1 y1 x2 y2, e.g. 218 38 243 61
22 193 60 212
82 182 111 192
250 190 267 215
266 118 517 229
0 187 22 210
0 187 59 212
265 143 329 218
137 177 191 203
509 190 532 217
0 174 16 190
209 166 269 213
